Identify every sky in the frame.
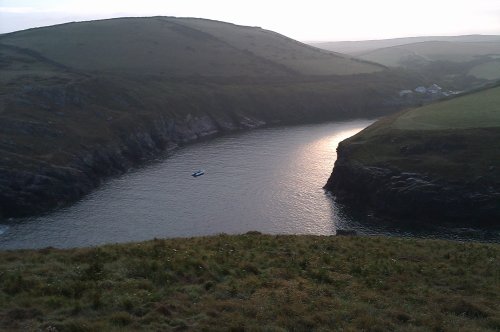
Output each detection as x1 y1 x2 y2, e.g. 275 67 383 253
0 0 499 41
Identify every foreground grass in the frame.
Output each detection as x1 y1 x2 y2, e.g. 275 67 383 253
0 234 498 331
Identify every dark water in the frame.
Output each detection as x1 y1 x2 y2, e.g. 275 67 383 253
0 120 498 249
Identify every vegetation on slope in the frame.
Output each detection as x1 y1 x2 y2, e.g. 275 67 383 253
169 18 382 76
393 86 500 129
357 41 500 67
344 85 500 180
309 35 500 55
326 84 500 223
469 60 500 80
312 36 500 89
362 42 500 87
0 234 498 331
0 17 383 77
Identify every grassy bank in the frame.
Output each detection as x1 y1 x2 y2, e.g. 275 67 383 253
339 85 500 182
1 234 498 331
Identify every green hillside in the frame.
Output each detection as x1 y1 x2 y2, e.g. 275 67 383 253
171 18 381 75
358 41 500 89
469 60 500 80
312 37 500 90
358 41 500 67
344 85 500 180
309 35 500 55
0 234 498 331
392 86 500 130
0 17 383 77
326 84 500 223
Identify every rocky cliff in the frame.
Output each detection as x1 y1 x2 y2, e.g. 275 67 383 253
0 104 265 219
324 86 500 226
325 141 500 225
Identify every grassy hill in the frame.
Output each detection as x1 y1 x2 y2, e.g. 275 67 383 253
332 87 500 180
170 18 382 76
392 86 500 130
0 17 383 77
357 41 500 67
310 35 500 56
349 85 500 182
469 59 500 80
325 84 500 223
355 41 500 84
0 234 498 331
311 36 500 86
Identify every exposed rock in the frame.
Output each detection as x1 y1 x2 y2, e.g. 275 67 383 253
0 106 268 219
325 143 500 226
336 229 357 236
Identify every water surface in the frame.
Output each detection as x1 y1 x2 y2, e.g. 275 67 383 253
0 120 498 249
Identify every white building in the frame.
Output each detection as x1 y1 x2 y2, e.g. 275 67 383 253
415 86 427 94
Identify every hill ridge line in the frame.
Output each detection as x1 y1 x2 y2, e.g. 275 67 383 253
164 17 300 76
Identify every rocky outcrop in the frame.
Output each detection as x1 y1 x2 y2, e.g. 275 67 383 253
325 142 500 225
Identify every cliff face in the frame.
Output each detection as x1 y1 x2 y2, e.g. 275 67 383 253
324 84 500 226
0 112 264 219
1 115 269 218
325 142 500 225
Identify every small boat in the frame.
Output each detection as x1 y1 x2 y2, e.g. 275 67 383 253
192 170 205 177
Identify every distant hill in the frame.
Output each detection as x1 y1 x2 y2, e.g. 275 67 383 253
325 84 500 223
357 41 500 67
310 35 500 55
356 41 500 82
0 17 383 77
469 59 500 80
311 35 500 86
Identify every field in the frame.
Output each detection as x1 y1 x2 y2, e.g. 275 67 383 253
0 234 498 331
309 35 500 55
393 86 500 130
356 41 500 67
311 37 500 89
469 60 500 80
338 85 500 181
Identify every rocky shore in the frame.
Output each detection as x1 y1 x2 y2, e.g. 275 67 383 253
0 103 266 219
325 135 500 226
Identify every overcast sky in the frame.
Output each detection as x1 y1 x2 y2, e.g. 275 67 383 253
1 0 499 41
